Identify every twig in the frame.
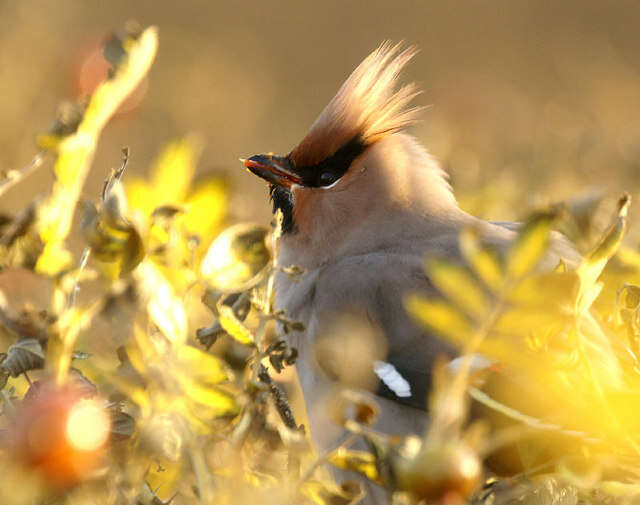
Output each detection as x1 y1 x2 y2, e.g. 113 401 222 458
257 363 299 430
0 151 47 198
66 247 91 311
0 202 36 247
101 147 129 202
297 431 359 488
189 446 214 504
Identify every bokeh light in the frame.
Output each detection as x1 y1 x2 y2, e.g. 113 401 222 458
66 399 110 452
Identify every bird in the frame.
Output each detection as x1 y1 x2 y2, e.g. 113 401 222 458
242 43 622 503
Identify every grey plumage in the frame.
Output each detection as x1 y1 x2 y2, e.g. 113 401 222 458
243 43 599 503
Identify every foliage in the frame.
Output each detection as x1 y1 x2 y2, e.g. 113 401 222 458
1 22 640 505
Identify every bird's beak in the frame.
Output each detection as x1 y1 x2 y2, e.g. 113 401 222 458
242 154 302 188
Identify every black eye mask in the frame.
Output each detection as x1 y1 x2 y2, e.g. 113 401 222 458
269 136 367 235
289 136 366 188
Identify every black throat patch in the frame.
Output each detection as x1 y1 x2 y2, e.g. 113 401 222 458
270 185 296 234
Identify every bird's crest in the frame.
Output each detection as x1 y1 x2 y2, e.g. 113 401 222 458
290 42 423 167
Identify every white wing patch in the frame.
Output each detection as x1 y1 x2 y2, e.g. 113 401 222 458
373 361 412 398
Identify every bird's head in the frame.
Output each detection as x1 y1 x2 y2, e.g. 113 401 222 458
243 43 457 266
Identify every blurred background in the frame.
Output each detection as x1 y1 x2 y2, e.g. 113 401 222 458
1 0 640 225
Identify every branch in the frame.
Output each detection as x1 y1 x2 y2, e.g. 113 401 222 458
257 363 299 430
0 151 46 198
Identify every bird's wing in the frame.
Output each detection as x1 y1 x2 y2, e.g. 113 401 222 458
309 222 591 411
312 248 455 410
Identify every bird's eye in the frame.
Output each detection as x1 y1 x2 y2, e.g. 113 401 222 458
318 171 337 186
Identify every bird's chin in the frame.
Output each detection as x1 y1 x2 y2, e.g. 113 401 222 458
270 183 289 197
270 184 296 234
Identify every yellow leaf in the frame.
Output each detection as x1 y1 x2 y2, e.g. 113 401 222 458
80 27 159 135
576 194 630 314
48 302 102 384
125 332 150 375
300 480 364 505
36 136 92 273
459 227 503 292
218 304 254 345
150 136 203 205
577 282 604 316
137 260 187 345
616 245 640 270
507 271 579 311
145 459 183 503
244 470 278 488
506 211 555 279
176 344 231 385
175 374 238 416
183 178 227 239
109 375 152 416
166 397 217 434
404 294 472 342
425 257 489 318
125 178 157 218
599 481 640 498
328 448 382 484
83 211 145 280
35 242 73 276
35 27 158 276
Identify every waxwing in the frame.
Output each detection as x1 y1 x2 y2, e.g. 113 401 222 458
242 43 617 503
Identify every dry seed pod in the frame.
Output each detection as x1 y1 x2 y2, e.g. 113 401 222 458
109 410 135 441
390 436 481 501
329 389 379 427
80 195 145 279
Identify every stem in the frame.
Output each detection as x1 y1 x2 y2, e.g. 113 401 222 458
297 431 359 488
189 445 214 504
257 363 299 430
0 151 47 198
66 247 91 311
101 147 129 201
